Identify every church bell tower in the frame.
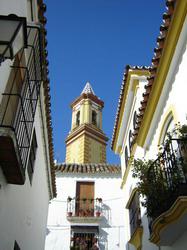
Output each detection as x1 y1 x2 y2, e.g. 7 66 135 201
65 82 108 163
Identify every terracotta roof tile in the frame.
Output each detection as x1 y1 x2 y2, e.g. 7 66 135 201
38 0 56 197
56 163 121 174
131 0 177 144
111 65 150 150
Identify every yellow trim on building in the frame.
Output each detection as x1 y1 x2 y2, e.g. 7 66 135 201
113 70 150 153
150 196 187 245
158 106 178 145
129 226 143 250
137 0 187 147
131 79 139 94
120 143 137 189
126 187 138 208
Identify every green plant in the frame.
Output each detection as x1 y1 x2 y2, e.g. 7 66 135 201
82 198 87 203
131 123 187 219
134 158 184 214
90 198 94 203
67 196 72 202
132 158 172 218
163 123 187 143
96 198 102 203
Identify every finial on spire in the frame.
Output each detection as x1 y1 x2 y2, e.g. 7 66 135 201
81 82 95 95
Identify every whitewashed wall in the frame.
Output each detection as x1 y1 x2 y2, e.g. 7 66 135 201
118 15 187 250
45 172 127 250
0 0 52 249
145 15 187 156
0 104 51 250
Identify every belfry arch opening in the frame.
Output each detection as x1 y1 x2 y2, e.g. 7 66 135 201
92 110 97 126
76 111 80 126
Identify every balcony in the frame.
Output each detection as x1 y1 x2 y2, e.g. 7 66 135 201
147 138 187 245
67 197 103 223
0 26 43 184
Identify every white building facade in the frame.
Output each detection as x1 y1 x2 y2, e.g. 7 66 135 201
45 83 126 249
0 1 56 249
112 0 187 250
45 164 126 250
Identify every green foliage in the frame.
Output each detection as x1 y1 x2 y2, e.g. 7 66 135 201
131 124 187 219
132 158 173 218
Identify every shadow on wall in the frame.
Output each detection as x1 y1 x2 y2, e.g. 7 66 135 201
98 203 112 249
102 203 111 223
46 228 50 236
99 228 109 250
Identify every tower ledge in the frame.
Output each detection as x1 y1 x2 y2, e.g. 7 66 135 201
66 123 108 146
71 93 104 109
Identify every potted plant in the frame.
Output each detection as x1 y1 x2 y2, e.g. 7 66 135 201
96 197 102 203
177 124 187 161
67 196 72 202
90 198 94 204
167 123 187 176
67 211 72 217
96 211 101 217
132 155 184 219
82 198 87 204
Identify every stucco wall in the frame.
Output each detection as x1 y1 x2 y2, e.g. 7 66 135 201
145 15 187 157
0 1 52 249
118 14 187 250
0 105 50 250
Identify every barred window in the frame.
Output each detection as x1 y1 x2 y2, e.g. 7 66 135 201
129 192 141 237
27 129 37 184
125 146 129 168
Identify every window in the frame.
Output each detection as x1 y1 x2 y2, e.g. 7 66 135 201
70 226 99 249
159 115 174 145
1 55 24 127
76 182 95 217
129 192 141 237
27 129 37 184
92 110 97 126
71 232 96 249
133 111 137 130
125 146 129 168
0 27 42 185
129 130 133 152
27 0 36 22
76 111 80 126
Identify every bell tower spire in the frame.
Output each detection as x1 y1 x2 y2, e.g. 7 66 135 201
81 82 95 95
65 82 108 164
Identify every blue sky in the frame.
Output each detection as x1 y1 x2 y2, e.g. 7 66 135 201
45 0 166 164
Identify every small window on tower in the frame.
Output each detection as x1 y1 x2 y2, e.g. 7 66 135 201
76 111 80 126
92 110 97 126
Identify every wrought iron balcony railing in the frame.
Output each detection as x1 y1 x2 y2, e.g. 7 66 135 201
67 197 103 218
147 138 187 230
0 25 43 184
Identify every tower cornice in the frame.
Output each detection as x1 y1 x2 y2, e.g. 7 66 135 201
71 93 104 109
66 124 108 146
